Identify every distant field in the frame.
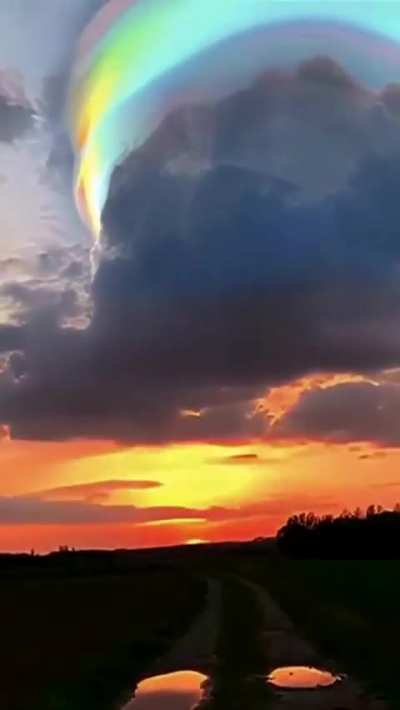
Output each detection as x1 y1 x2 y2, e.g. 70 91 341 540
232 555 400 708
0 560 206 710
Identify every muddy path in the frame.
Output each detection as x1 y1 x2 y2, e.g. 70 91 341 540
122 574 389 710
122 579 220 708
223 576 388 710
149 578 221 676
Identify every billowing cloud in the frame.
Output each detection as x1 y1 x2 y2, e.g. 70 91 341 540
274 381 400 447
1 60 400 443
256 372 375 425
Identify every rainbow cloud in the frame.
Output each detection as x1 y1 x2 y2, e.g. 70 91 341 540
69 0 400 239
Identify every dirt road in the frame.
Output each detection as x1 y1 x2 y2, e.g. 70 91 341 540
241 577 387 710
123 575 389 710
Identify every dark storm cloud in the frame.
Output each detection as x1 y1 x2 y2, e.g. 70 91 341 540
274 381 400 446
1 374 265 443
1 59 400 442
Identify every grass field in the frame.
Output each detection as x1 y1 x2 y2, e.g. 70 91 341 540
0 561 206 710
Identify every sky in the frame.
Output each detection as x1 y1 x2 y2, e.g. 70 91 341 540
1 1 400 552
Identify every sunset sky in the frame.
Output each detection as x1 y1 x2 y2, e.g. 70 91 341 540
1 1 400 552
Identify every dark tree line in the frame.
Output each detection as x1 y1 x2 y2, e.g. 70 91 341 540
277 505 400 558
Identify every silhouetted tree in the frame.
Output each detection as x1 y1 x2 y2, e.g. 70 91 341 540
277 505 400 558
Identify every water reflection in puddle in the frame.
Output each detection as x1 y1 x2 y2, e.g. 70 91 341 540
267 666 342 690
124 670 208 709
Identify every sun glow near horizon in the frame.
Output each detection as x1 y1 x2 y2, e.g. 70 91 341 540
0 433 399 552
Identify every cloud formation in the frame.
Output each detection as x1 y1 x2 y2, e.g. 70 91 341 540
0 492 335 526
274 381 400 447
1 59 400 444
34 479 163 503
0 2 104 335
0 496 205 525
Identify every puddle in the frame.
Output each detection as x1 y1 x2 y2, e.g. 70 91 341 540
124 670 208 709
267 666 342 690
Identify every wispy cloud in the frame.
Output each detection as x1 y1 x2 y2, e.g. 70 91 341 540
34 479 162 503
0 492 336 526
223 453 260 464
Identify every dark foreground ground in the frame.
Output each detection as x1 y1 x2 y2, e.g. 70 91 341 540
0 551 206 710
1 544 399 710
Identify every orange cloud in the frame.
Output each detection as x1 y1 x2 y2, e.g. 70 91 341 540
180 409 204 418
256 372 378 425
